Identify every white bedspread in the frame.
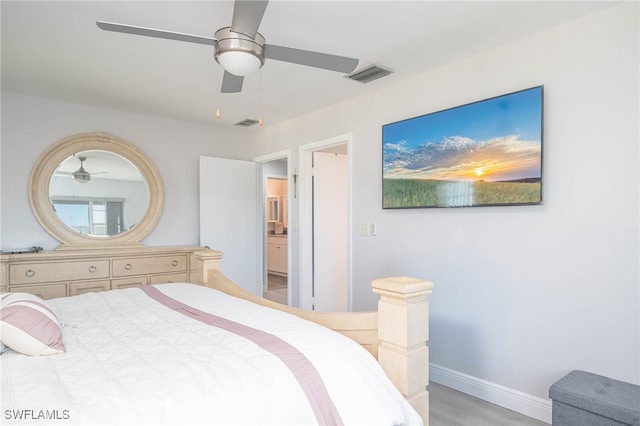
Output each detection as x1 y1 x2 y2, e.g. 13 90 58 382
1 284 422 425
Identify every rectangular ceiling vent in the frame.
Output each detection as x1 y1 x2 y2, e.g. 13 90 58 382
234 118 259 127
346 64 393 84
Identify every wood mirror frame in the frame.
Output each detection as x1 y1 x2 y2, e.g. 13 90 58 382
29 132 164 250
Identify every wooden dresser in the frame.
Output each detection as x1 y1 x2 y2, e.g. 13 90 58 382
0 246 207 299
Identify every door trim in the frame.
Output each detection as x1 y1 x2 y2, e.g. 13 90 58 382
298 134 352 311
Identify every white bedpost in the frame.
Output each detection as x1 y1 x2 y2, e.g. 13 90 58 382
372 276 433 425
192 249 224 285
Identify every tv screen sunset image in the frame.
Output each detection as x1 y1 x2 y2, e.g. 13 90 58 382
382 86 543 208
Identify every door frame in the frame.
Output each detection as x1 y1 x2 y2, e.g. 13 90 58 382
253 149 292 306
298 133 352 311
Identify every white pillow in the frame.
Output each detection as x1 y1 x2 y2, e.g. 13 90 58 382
0 293 65 356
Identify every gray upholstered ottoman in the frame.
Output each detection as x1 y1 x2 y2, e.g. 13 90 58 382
549 370 640 426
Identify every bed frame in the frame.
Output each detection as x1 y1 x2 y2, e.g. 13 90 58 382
1 246 433 423
192 249 434 424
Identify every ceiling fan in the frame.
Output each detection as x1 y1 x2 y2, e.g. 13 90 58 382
96 0 359 94
55 156 108 183
72 156 92 183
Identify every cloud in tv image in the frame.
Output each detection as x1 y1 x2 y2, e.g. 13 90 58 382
383 86 543 208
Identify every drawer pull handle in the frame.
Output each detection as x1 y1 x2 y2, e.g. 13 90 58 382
124 263 132 270
25 269 35 278
171 260 179 267
35 292 42 299
88 266 97 273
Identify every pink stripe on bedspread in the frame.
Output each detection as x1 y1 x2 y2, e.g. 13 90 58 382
141 285 343 426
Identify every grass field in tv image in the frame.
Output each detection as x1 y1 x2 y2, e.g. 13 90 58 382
383 178 541 208
382 87 543 208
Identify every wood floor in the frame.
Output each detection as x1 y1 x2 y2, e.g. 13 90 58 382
264 273 287 304
262 277 548 425
429 382 549 426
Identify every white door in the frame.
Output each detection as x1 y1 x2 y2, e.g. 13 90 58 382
312 151 348 311
199 156 260 295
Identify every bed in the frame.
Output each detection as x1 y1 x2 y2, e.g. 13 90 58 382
1 249 433 425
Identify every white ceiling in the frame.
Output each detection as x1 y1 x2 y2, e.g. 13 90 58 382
1 1 619 130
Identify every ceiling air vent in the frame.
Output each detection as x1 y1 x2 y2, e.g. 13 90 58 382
234 118 260 127
345 64 393 84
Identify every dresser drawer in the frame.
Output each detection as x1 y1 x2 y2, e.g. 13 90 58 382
8 283 67 300
112 255 187 277
111 276 148 290
9 260 110 285
149 273 188 285
69 280 111 296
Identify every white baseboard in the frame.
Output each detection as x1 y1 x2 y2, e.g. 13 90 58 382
429 363 552 424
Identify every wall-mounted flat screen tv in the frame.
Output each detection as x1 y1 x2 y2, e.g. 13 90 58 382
382 86 543 208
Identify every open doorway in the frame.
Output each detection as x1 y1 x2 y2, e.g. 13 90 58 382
264 175 288 304
254 153 291 306
299 134 351 311
200 152 292 299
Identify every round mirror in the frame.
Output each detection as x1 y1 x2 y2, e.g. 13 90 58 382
30 132 164 249
50 150 148 237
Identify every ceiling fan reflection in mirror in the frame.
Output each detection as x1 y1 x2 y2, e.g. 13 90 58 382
54 156 107 183
97 0 359 94
72 156 92 183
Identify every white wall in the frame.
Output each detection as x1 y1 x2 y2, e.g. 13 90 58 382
0 92 249 250
249 1 639 410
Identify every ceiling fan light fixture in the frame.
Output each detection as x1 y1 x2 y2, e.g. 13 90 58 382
217 51 262 77
214 27 265 77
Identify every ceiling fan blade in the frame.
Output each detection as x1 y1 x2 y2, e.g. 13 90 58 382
97 21 215 46
221 71 244 93
264 44 359 74
230 0 269 38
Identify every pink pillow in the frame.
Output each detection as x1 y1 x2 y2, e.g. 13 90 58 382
0 293 65 356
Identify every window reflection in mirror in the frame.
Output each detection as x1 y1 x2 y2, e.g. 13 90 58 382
49 150 147 237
